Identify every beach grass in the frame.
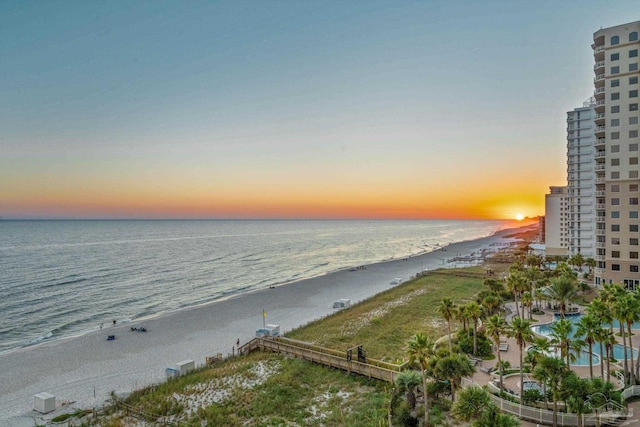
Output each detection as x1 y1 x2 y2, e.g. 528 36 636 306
286 266 500 362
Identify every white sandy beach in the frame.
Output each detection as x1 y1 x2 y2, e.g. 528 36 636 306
0 225 531 425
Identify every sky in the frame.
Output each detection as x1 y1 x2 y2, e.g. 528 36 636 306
1 1 638 220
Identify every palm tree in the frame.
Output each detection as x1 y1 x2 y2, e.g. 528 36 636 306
437 297 456 354
406 333 436 427
395 369 422 410
547 276 577 318
506 271 527 318
613 296 631 386
585 257 596 276
575 313 600 379
521 292 533 319
549 318 574 367
451 385 492 422
601 328 616 383
485 314 508 392
465 301 482 355
621 293 639 385
473 405 521 427
433 353 475 402
507 316 533 404
533 355 569 427
481 293 502 317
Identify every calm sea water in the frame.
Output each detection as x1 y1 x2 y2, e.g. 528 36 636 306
0 219 507 353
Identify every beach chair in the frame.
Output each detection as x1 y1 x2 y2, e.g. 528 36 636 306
499 341 509 352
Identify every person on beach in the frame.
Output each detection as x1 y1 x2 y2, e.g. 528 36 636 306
237 338 240 347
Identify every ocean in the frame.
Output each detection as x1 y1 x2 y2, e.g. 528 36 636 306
0 219 509 354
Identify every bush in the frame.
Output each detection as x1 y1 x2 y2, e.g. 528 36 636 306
456 331 492 357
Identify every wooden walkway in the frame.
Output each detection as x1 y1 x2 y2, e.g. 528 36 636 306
240 336 406 383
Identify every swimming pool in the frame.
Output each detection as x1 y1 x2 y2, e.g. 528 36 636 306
527 345 600 366
531 315 638 361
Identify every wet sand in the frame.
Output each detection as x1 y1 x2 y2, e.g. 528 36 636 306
0 224 533 425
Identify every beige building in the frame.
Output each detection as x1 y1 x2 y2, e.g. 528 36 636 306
593 21 640 288
545 186 569 257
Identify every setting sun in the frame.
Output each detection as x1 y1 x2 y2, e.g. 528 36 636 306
515 214 525 221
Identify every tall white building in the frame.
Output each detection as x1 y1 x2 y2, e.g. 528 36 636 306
566 99 597 258
592 21 640 288
545 186 569 256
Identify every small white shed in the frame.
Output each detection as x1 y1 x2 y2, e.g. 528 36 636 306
33 392 55 414
176 359 195 376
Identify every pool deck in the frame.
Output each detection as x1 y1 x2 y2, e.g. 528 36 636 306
471 301 633 395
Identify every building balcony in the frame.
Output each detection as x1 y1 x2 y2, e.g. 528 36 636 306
595 267 605 274
594 61 605 70
594 74 606 83
595 87 606 95
596 190 605 197
595 99 606 106
597 229 606 235
596 113 605 119
596 203 606 209
595 164 606 171
595 151 606 158
595 255 605 261
596 178 606 184
595 125 606 131
595 138 606 146
594 46 605 53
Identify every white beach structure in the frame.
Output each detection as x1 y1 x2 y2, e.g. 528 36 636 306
33 392 55 414
175 359 195 376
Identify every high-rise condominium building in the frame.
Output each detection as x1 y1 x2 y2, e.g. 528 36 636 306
592 21 640 288
545 186 569 256
567 99 597 258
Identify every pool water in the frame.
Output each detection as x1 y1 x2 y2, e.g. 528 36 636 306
530 314 638 362
527 345 600 366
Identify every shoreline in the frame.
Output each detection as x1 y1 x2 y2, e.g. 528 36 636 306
0 223 535 425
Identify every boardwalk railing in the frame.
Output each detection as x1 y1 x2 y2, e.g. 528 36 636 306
462 378 628 427
240 336 403 383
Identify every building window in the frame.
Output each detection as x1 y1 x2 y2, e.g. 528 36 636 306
611 66 620 74
632 198 639 205
612 35 620 45
632 252 640 259
632 224 639 232
612 105 621 113
631 90 639 98
612 92 620 100
631 184 639 191
612 197 620 205
631 76 639 85
612 79 620 87
631 117 639 125
612 264 621 271
631 103 639 111
632 211 639 219
612 251 621 258
631 157 639 165
631 64 639 72
612 119 620 126
632 238 639 246
612 211 621 218
631 171 639 179
613 237 621 245
632 265 640 272
611 158 620 166
612 132 620 139
631 32 639 42
631 49 639 58
612 224 621 231
631 143 639 151
611 53 620 61
631 130 639 138
612 184 621 192
612 171 620 179
612 145 620 152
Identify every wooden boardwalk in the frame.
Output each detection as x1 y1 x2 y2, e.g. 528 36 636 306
240 336 405 383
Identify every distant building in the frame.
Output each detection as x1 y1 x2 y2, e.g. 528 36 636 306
545 186 569 256
539 216 546 243
566 99 597 258
592 21 640 288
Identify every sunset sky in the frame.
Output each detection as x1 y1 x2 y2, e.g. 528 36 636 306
1 1 637 220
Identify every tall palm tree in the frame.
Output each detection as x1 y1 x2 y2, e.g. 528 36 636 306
485 314 508 393
465 301 482 355
506 271 527 318
613 296 631 386
575 313 600 379
406 333 436 427
549 318 573 367
481 293 502 317
621 293 639 385
507 316 533 404
395 370 422 410
451 386 492 422
601 328 617 383
437 297 456 354
533 355 569 427
547 276 577 319
521 292 533 319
